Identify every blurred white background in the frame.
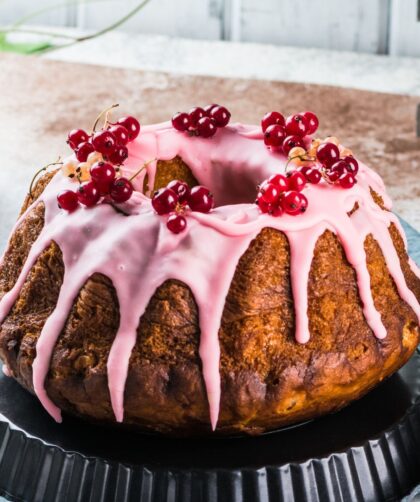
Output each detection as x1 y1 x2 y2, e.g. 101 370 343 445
1 0 420 57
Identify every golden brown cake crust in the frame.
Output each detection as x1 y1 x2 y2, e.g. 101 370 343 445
0 164 419 435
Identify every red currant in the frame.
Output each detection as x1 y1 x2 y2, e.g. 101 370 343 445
328 160 347 181
167 213 187 234
90 161 116 195
338 172 356 189
300 166 321 184
67 129 89 150
255 192 271 214
271 205 284 217
264 124 286 148
57 190 78 212
287 171 307 192
109 146 129 165
267 173 289 192
110 177 134 203
282 135 304 156
209 106 231 127
117 116 140 141
108 124 130 146
167 180 191 203
92 130 117 156
77 181 100 208
152 188 178 215
316 142 340 168
281 191 308 215
204 104 219 115
188 186 214 213
197 117 217 138
285 114 309 137
302 112 319 135
172 112 190 132
343 156 359 175
261 111 285 132
259 182 280 204
75 141 95 162
188 107 206 127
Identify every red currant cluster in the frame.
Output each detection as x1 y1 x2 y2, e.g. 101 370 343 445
67 115 140 165
311 142 358 189
171 104 231 138
256 172 308 216
57 113 141 212
261 111 318 154
151 181 214 234
57 161 135 211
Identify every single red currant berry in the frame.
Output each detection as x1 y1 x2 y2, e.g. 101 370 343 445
167 213 187 234
343 155 359 175
197 117 217 138
327 160 347 182
188 107 206 127
281 191 308 215
167 180 191 203
188 186 214 213
271 204 284 217
300 166 321 184
108 124 130 146
75 141 95 162
172 112 190 132
287 171 307 192
110 177 134 203
255 193 272 214
109 146 129 165
210 106 231 127
338 172 356 189
285 114 309 137
117 116 140 141
92 130 117 156
267 173 289 192
282 135 304 156
77 181 100 208
90 161 116 195
264 124 286 148
302 111 319 135
204 104 219 115
67 129 89 150
316 142 340 168
57 190 79 212
259 182 280 204
152 188 178 215
261 111 285 132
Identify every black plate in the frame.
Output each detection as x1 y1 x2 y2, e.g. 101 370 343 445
0 219 418 502
1 352 420 502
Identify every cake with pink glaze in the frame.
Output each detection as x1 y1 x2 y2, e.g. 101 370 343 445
0 105 419 435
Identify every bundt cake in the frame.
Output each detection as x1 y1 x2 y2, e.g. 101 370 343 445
0 106 419 435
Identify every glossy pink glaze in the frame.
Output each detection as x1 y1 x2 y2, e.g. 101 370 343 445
0 122 419 431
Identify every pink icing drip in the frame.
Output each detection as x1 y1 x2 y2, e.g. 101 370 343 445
0 123 419 430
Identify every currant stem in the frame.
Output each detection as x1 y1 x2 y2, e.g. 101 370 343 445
92 104 119 133
285 153 316 173
128 158 156 182
28 158 63 200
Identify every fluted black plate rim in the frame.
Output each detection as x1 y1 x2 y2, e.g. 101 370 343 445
0 350 420 502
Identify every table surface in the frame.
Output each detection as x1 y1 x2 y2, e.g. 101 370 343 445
0 52 419 249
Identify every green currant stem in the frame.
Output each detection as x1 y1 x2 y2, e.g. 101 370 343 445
92 103 119 133
285 154 316 173
28 159 63 200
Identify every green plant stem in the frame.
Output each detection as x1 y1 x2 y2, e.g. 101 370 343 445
0 0 152 44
